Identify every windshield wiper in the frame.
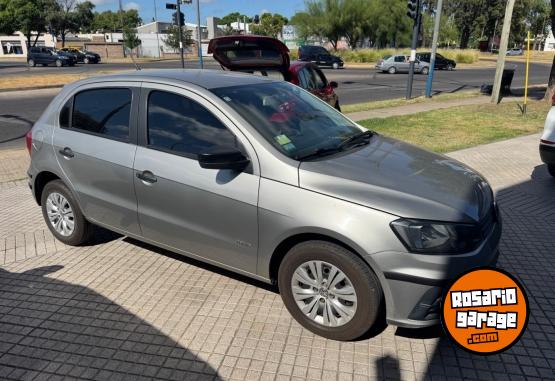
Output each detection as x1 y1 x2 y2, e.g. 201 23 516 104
295 146 343 161
338 130 374 150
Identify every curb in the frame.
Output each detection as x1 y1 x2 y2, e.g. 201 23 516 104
0 84 64 93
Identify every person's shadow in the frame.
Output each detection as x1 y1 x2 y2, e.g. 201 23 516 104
0 266 221 380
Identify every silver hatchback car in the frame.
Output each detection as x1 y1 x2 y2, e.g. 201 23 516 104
27 70 501 340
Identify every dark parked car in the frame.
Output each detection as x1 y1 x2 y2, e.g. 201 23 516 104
208 36 341 110
298 45 344 69
60 48 101 64
27 47 73 67
415 52 456 70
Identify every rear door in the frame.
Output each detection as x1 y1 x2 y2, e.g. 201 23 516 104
298 65 335 106
52 82 141 235
394 55 409 72
133 84 260 274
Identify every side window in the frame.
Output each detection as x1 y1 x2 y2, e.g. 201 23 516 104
394 56 404 62
297 68 310 88
312 68 327 89
147 90 239 157
59 98 71 128
71 88 131 140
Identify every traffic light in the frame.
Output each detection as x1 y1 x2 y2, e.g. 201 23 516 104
172 11 184 25
253 14 260 24
407 0 419 20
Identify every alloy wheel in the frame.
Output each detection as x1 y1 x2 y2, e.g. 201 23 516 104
46 192 75 236
291 260 357 327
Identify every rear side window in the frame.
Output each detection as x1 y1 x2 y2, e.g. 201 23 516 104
59 98 71 128
71 88 131 140
147 90 239 157
394 56 405 62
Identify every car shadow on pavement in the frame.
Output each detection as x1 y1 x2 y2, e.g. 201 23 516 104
0 265 222 380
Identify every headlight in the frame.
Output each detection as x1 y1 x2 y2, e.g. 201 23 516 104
390 219 482 254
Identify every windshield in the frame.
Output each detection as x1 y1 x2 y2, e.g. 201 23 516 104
211 81 363 160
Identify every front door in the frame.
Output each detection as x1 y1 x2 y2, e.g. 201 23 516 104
52 83 141 235
133 85 260 274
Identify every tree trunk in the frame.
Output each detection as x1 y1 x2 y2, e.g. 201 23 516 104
32 33 40 47
459 27 471 49
543 0 555 101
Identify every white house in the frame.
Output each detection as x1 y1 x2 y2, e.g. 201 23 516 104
0 32 56 57
544 30 555 51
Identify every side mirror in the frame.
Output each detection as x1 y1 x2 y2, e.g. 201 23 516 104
329 81 338 89
198 149 250 171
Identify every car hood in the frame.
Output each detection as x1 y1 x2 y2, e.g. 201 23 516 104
208 35 290 72
299 135 493 223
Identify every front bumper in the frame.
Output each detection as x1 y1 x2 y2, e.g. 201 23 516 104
540 143 555 165
367 209 502 328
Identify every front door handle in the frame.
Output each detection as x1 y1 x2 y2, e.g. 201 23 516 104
59 147 74 158
136 170 157 184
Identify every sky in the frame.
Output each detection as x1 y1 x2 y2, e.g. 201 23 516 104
90 0 306 25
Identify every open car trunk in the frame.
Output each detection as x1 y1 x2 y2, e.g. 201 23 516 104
208 35 290 75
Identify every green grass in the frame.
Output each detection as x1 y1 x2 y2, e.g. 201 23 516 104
342 90 482 114
357 100 549 153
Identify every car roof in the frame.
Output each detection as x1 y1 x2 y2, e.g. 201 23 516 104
72 69 279 89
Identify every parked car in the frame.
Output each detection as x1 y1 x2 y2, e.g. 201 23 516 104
507 48 524 56
298 45 344 69
60 48 101 64
415 52 456 70
540 93 555 177
208 35 341 110
26 69 501 340
27 47 74 67
376 55 430 74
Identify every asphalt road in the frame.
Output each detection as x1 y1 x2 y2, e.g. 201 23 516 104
0 59 551 149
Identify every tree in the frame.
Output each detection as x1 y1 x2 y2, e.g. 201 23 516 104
545 0 555 100
74 1 95 33
219 12 251 26
163 24 193 51
47 0 78 47
92 9 141 32
0 0 54 47
123 25 140 54
250 13 288 38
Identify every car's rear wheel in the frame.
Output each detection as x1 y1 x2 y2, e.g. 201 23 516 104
447 64 454 71
278 241 383 341
388 66 397 74
28 59 35 67
41 180 93 246
548 164 555 177
55 59 63 67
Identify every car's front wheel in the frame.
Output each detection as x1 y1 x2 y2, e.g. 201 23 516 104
548 164 555 177
41 180 93 246
278 241 383 341
28 59 35 67
55 59 63 67
84 57 90 64
447 64 454 71
332 62 339 70
388 66 397 74
421 67 429 75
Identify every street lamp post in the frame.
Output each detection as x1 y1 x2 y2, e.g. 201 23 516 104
196 0 203 68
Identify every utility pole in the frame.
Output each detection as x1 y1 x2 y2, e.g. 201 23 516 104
153 0 161 58
491 0 515 103
196 0 203 68
118 0 126 57
406 0 422 100
425 0 443 98
176 0 185 68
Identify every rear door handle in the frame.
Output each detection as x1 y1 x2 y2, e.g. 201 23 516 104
59 147 74 158
136 170 157 184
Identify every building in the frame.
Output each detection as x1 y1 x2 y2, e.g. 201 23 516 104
0 32 56 58
544 30 555 51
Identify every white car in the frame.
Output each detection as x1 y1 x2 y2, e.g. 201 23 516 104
541 99 555 177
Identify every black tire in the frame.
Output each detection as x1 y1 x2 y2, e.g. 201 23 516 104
447 64 454 71
41 180 93 246
278 241 383 341
388 66 397 74
421 67 429 75
84 57 90 64
28 59 35 67
548 164 555 178
55 59 63 67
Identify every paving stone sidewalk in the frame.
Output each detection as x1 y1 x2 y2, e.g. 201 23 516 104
0 133 554 380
